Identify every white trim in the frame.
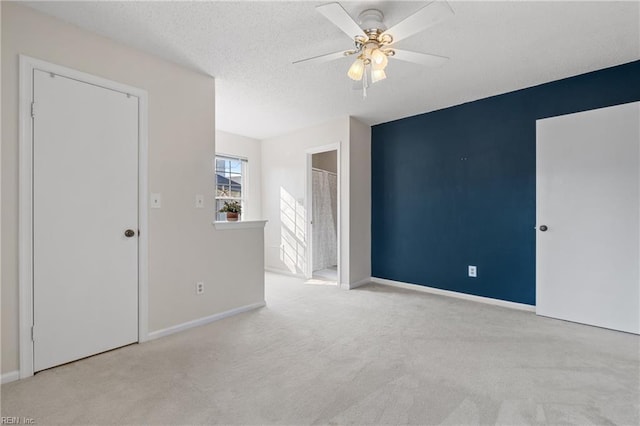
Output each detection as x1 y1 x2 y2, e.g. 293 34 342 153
1 371 20 385
338 137 349 286
137 88 150 344
306 154 312 278
341 277 370 290
215 152 249 162
18 55 34 381
306 143 341 155
371 277 536 312
148 301 266 341
305 144 341 284
18 55 149 379
214 219 268 230
264 267 305 278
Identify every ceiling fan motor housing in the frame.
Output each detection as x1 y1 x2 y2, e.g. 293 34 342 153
358 9 386 33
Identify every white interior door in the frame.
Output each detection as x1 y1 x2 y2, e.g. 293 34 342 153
33 69 139 371
536 102 640 334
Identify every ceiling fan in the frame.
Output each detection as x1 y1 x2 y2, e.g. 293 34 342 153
294 1 454 95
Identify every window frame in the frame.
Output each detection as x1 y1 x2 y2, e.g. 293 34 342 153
215 154 248 221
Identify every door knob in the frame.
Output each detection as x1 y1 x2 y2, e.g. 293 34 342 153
124 229 136 238
539 225 548 232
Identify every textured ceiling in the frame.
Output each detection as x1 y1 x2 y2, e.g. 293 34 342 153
24 1 640 139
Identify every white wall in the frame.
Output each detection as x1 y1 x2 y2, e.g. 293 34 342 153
1 3 265 376
348 117 372 286
216 130 262 220
261 117 371 287
261 118 348 278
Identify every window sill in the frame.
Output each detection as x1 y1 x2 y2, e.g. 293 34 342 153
213 220 268 230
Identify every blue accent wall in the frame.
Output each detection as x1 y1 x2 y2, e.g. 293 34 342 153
371 61 640 305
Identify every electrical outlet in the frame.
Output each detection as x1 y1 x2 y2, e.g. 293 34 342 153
196 282 204 295
468 265 477 277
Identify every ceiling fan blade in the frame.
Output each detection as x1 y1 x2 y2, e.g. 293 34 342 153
382 1 454 44
392 49 449 67
293 50 355 65
316 3 367 40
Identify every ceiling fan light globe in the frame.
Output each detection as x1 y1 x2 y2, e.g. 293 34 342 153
347 59 365 81
371 69 387 83
371 48 389 70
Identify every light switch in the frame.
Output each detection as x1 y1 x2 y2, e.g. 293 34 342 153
150 193 161 209
195 194 204 208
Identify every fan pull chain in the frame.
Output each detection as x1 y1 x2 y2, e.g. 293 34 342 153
362 65 368 98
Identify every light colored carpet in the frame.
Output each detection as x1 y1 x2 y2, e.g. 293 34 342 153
1 272 638 425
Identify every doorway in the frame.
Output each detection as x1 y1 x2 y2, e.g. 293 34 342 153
307 148 339 284
19 56 149 377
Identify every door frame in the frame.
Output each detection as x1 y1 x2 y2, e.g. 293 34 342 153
18 55 149 378
305 144 341 283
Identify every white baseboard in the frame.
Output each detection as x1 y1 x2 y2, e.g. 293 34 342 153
264 267 305 279
1 371 20 384
371 277 535 312
148 301 266 341
342 277 370 290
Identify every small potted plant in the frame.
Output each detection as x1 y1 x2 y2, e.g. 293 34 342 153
219 200 242 222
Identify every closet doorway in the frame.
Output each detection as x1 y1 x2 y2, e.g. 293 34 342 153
307 147 339 285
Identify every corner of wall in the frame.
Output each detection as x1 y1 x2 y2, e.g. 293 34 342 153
347 117 372 285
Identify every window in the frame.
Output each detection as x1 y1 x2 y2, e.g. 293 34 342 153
215 155 247 221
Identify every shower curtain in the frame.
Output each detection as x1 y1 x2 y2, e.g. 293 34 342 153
312 169 338 271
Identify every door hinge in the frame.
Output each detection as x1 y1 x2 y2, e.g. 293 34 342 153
31 326 35 341
31 102 36 118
